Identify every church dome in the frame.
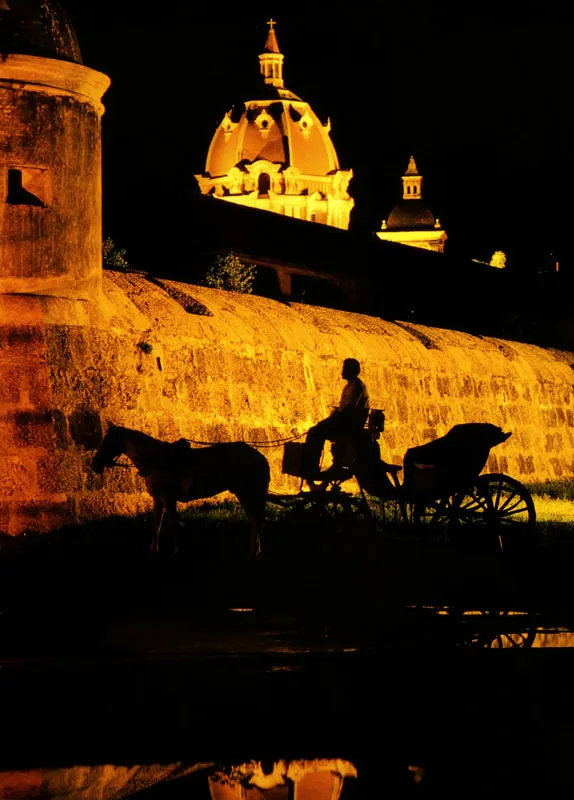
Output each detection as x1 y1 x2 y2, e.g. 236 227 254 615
0 0 82 65
196 21 354 232
386 199 436 229
206 97 340 178
203 21 340 178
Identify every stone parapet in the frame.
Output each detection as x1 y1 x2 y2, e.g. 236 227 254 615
0 54 110 114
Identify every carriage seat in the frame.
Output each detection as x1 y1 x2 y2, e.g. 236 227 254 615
281 409 389 484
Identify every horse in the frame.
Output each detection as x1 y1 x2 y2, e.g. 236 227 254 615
91 425 270 557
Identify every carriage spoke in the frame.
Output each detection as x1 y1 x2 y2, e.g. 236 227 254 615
498 496 527 515
496 490 520 513
499 503 529 517
494 478 503 511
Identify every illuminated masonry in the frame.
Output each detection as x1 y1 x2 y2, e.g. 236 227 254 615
195 20 354 230
377 155 447 253
0 0 110 299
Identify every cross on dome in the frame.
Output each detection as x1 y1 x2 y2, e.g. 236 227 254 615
263 17 281 54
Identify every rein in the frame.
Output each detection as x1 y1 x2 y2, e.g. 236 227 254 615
102 429 311 470
184 430 310 448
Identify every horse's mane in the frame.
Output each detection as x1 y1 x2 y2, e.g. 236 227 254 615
112 425 167 449
109 425 192 475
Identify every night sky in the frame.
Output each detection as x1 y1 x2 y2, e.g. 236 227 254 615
63 1 573 274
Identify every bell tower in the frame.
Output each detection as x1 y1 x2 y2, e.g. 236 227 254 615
258 18 285 88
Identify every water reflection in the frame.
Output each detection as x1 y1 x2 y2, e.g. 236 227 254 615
0 759 358 800
413 605 574 648
0 763 211 799
208 759 357 799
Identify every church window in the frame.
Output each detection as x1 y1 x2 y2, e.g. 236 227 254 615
407 186 411 195
6 167 48 207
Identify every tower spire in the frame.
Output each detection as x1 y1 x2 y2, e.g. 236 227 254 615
402 155 423 199
259 19 284 87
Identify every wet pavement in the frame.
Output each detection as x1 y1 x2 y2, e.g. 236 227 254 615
3 522 574 796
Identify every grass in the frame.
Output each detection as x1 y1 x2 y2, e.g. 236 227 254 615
525 479 574 502
182 486 574 533
525 479 574 529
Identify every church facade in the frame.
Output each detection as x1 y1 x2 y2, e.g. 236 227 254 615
194 21 354 230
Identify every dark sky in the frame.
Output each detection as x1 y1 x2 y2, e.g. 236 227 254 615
63 1 574 273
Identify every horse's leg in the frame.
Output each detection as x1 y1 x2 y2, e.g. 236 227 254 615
238 493 266 559
152 497 164 554
163 497 180 556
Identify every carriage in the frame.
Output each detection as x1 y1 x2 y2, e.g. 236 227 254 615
271 412 537 550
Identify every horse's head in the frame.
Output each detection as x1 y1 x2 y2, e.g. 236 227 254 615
91 424 124 474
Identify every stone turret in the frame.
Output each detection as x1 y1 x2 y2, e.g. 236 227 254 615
0 2 110 536
0 0 110 300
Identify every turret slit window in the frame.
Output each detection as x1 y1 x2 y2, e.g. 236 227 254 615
6 167 48 207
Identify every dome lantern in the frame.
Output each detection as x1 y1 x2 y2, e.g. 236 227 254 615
402 154 423 199
258 18 284 88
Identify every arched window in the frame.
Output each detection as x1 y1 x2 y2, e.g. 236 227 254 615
258 173 271 196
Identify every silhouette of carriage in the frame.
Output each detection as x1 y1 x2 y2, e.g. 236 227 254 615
273 413 536 550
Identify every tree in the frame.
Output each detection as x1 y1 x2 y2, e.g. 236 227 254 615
489 250 507 269
202 250 256 293
103 237 129 271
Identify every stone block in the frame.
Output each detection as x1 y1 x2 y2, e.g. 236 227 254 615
0 455 37 498
36 452 83 494
0 367 26 405
14 500 75 534
14 410 56 448
0 502 12 534
0 326 45 361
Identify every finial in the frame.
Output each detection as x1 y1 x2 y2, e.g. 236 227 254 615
263 17 281 54
406 155 419 175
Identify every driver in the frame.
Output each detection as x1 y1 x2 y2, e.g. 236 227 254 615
303 358 370 478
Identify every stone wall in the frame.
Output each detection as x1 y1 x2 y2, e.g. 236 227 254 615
1 272 574 535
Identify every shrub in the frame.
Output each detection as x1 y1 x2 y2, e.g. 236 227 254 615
103 238 129 271
202 250 256 293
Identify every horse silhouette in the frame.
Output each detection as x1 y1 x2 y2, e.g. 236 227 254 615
92 425 270 557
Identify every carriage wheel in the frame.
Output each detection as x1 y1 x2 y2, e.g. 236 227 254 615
411 474 536 551
470 474 536 551
455 609 538 649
